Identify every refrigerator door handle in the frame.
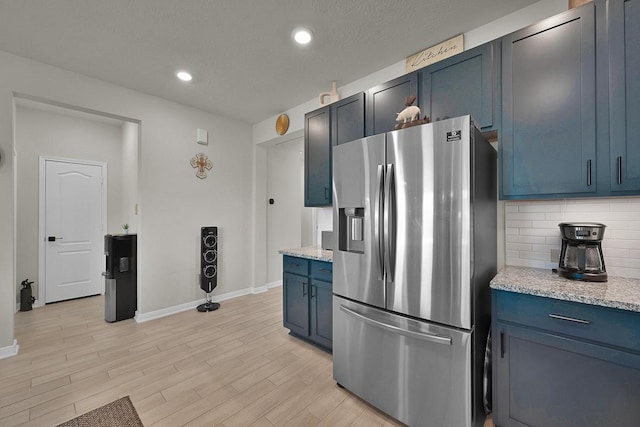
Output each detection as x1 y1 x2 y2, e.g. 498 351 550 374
383 164 396 279
374 165 385 280
339 304 452 346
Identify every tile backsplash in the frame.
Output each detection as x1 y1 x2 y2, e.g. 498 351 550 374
505 197 640 279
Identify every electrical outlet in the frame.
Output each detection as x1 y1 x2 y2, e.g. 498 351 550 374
550 248 560 262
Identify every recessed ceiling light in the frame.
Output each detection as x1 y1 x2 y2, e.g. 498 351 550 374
176 71 193 82
293 28 313 45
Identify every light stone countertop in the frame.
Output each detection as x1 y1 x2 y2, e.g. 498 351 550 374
491 266 640 313
279 246 333 263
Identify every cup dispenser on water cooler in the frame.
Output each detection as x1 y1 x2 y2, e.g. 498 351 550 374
104 234 137 322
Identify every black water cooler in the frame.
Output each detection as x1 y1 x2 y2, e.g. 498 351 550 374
104 234 137 322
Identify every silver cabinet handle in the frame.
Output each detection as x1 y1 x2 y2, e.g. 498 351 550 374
340 305 452 345
548 314 590 324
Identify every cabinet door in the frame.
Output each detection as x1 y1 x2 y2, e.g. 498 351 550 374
501 5 597 198
332 92 365 146
609 0 640 193
366 73 418 136
420 41 499 130
283 273 309 337
304 106 332 206
494 321 640 427
310 278 332 350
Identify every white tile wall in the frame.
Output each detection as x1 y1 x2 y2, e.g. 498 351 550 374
505 197 640 279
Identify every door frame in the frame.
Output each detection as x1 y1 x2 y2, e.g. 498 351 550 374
37 156 108 306
266 137 306 285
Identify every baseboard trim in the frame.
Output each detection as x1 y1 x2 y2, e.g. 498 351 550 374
253 280 282 294
0 339 20 360
134 284 281 323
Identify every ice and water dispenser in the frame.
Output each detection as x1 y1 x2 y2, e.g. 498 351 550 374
104 234 137 322
338 207 365 254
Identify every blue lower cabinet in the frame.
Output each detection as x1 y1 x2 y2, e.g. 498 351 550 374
283 273 309 337
282 257 332 351
492 290 640 426
310 279 332 350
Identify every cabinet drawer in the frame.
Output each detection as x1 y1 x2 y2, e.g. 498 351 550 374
283 256 309 276
494 290 640 351
310 260 332 282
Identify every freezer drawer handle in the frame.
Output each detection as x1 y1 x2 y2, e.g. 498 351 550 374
548 314 590 325
340 305 452 345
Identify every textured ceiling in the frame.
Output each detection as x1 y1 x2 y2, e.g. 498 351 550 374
0 0 538 124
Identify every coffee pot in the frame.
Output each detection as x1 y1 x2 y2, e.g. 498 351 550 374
557 222 607 282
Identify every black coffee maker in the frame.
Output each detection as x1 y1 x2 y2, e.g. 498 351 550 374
557 222 607 282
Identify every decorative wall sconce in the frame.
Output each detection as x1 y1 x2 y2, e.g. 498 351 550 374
190 153 212 179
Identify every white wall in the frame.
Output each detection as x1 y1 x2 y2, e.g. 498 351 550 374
14 103 125 303
0 50 254 350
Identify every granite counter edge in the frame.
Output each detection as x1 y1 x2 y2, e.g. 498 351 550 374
279 246 333 263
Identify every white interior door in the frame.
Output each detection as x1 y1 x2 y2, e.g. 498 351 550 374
267 139 305 284
43 159 105 303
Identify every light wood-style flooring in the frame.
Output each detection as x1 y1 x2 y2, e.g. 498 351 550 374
1 288 496 427
1 288 407 426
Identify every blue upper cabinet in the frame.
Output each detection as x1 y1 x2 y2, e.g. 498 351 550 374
366 72 418 136
419 41 500 131
304 106 332 206
609 0 640 193
501 4 597 199
304 92 365 207
332 92 365 146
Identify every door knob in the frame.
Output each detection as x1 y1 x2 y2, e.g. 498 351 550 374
47 236 64 242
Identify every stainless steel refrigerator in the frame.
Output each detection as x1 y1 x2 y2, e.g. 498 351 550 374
332 115 496 427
